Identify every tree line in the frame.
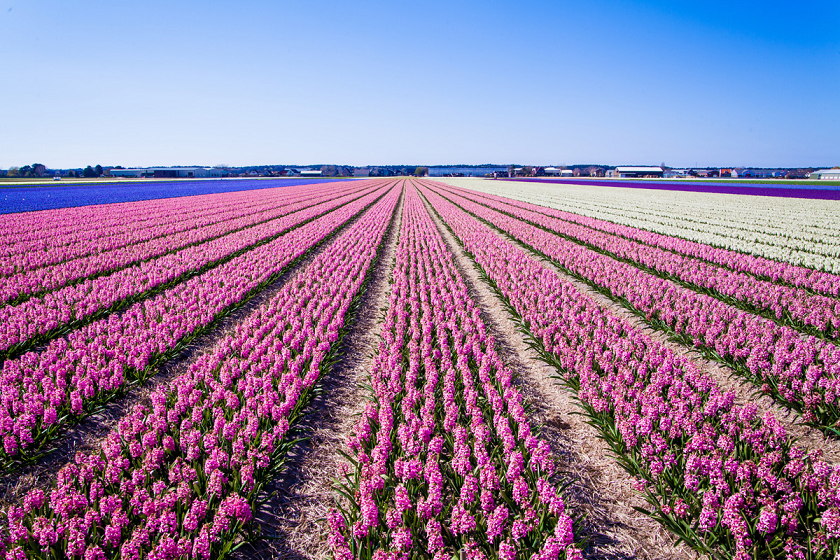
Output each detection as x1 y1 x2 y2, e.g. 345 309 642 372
5 164 103 178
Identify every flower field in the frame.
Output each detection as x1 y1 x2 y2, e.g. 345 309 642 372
1 177 839 559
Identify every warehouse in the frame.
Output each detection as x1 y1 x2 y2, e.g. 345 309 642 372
809 169 840 180
109 167 229 178
615 166 664 178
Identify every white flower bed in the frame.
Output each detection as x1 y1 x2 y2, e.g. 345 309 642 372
434 178 840 273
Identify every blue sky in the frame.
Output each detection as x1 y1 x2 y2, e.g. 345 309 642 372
1 0 837 168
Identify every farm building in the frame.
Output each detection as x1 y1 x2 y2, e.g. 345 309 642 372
109 167 229 178
544 167 574 176
614 166 664 178
809 168 840 180
300 169 323 177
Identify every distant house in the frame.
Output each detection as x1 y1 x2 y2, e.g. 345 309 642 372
809 169 840 180
615 166 664 178
354 168 371 177
300 169 323 177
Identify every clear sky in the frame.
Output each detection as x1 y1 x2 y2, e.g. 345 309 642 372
1 0 837 169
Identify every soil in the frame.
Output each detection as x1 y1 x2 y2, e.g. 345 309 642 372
231 185 405 560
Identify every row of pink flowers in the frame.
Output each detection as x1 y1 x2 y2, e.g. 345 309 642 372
0 183 401 560
0 184 392 464
426 184 840 431
443 183 840 299
420 181 840 560
0 184 381 357
330 186 579 560
0 186 300 272
0 182 375 305
437 184 840 339
0 183 354 256
0 193 205 247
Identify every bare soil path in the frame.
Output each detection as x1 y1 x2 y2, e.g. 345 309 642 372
232 186 405 560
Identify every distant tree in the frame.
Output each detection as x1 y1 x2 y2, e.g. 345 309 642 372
94 165 103 177
7 166 20 177
522 166 533 177
414 166 428 177
82 166 96 178
19 165 33 177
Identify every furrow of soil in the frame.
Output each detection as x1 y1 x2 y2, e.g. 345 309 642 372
0 186 398 511
231 187 405 560
421 188 696 560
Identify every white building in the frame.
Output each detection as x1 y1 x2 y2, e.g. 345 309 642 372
300 169 323 177
543 167 572 176
808 169 840 180
615 166 664 178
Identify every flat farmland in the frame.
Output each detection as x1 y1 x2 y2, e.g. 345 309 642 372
2 177 840 560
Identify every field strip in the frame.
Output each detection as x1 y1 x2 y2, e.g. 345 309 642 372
0 187 302 265
441 178 840 273
330 185 582 559
0 182 372 307
557 197 840 254
434 184 840 343
419 185 695 560
439 183 840 301
0 183 395 469
232 184 407 559
0 184 381 361
419 182 840 559
425 182 840 436
1 185 401 560
0 181 341 247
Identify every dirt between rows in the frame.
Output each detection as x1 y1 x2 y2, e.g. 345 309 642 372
417 186 698 560
231 186 406 559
